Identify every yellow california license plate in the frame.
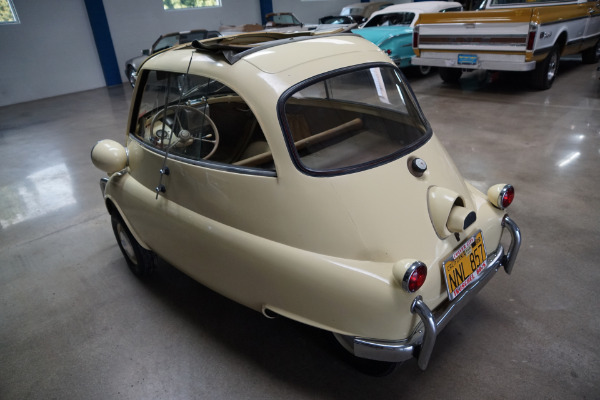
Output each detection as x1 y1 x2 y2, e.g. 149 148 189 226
443 231 487 301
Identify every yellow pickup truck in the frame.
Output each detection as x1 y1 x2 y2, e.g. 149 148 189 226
411 0 600 89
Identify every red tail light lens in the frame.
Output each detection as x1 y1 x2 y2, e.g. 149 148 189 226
500 185 515 209
403 262 428 293
412 27 419 48
526 23 537 51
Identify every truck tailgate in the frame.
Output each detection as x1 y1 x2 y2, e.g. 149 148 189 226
415 10 533 53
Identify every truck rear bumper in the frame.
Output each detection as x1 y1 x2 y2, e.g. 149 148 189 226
412 52 535 72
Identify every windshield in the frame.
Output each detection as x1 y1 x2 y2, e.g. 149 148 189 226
280 65 429 175
268 14 301 26
364 12 416 27
319 16 354 25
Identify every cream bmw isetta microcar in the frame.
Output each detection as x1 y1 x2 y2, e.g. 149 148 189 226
92 32 521 371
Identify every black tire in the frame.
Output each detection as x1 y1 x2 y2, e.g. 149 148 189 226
345 356 398 377
416 65 432 76
531 45 559 90
581 39 600 64
111 214 155 277
126 66 137 88
439 67 462 83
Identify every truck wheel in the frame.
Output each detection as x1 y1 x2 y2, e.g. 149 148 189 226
417 65 432 76
531 45 559 90
111 214 155 277
581 40 600 64
439 67 462 83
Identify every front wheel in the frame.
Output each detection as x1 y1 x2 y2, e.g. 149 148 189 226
531 45 559 90
126 66 137 88
111 214 155 277
439 67 462 83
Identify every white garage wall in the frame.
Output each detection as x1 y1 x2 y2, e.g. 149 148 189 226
0 0 386 107
0 0 105 107
272 0 360 24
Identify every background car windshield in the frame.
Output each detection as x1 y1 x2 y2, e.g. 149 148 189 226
269 14 301 25
153 36 179 53
364 12 415 27
282 66 428 174
319 16 354 24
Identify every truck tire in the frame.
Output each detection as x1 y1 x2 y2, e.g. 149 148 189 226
581 39 600 64
531 45 559 90
439 67 462 83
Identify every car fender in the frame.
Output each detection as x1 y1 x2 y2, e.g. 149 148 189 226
104 175 152 251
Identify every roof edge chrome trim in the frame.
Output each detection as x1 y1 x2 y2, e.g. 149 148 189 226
129 135 277 177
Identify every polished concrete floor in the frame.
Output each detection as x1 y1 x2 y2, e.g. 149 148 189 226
1 59 599 399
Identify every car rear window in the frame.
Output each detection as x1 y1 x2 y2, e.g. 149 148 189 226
280 65 430 176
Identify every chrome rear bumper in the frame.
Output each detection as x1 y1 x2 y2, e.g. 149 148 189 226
335 215 521 369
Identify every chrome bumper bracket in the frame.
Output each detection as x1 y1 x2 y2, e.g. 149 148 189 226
340 215 522 370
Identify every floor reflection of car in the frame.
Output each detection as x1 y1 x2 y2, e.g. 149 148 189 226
352 1 463 76
124 29 220 87
92 32 521 373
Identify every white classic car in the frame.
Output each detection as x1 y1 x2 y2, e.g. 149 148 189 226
91 32 521 371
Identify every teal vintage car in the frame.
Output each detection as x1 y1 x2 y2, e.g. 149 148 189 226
352 1 462 75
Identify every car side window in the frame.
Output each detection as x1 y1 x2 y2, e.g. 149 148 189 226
365 13 415 27
133 70 274 171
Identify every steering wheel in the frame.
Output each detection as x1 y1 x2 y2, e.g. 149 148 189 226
150 105 220 160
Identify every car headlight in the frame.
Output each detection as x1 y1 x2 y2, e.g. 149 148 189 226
91 139 128 175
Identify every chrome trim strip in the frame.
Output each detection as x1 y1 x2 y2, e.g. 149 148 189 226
341 216 521 369
99 177 108 196
128 134 277 178
501 215 521 275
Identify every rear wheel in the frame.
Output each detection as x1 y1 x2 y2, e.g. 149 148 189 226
531 45 559 90
111 214 155 277
439 67 462 83
417 65 432 76
126 66 137 88
581 39 600 64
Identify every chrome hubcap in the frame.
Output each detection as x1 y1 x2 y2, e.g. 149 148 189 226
117 224 137 264
547 53 558 81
